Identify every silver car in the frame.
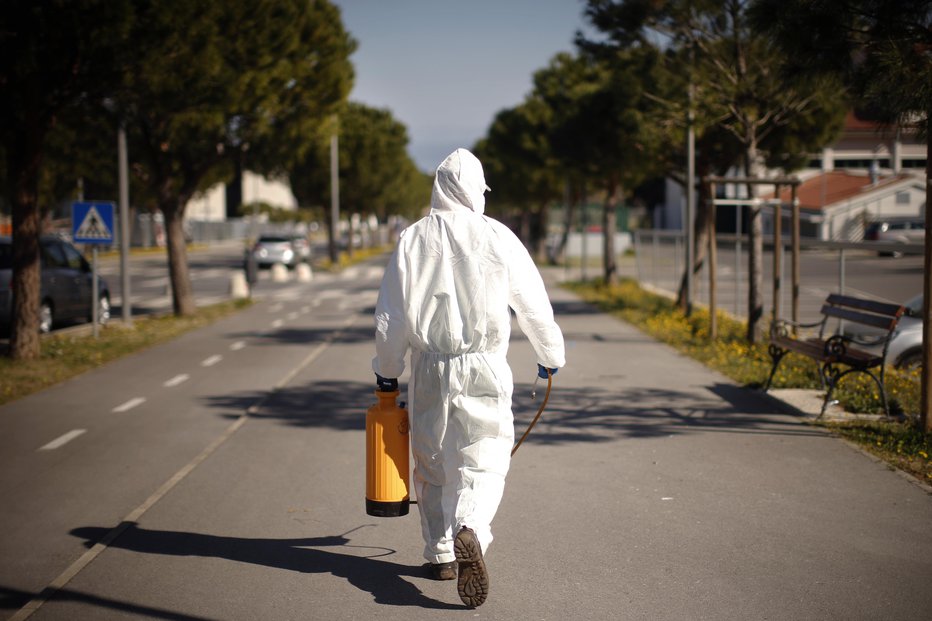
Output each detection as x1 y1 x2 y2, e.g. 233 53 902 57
0 236 111 333
248 234 300 269
888 293 922 369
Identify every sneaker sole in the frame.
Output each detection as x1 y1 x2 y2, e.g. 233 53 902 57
453 528 488 607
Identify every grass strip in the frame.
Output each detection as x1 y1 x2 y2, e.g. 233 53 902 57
0 299 252 406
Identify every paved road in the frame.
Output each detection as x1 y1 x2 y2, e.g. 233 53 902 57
94 241 276 319
1 255 931 620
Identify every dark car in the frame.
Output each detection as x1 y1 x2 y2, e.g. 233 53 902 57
0 236 111 333
864 218 924 256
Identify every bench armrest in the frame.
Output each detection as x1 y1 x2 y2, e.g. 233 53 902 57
823 334 851 358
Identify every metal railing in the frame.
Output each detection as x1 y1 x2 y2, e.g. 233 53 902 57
633 229 922 324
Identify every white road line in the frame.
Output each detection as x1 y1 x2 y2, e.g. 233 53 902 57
163 374 190 388
201 355 222 367
38 429 87 451
230 341 246 351
113 397 146 413
287 311 298 320
271 319 284 328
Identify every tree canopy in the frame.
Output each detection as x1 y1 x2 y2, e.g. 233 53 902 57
290 101 430 260
111 0 356 316
0 0 133 358
579 0 847 337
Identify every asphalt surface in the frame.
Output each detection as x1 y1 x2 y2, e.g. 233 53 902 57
1 254 931 620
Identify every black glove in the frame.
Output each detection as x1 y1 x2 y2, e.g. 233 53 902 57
375 374 398 392
537 364 558 379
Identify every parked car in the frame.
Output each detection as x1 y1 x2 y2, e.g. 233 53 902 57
888 293 923 370
0 236 111 334
289 235 312 263
247 234 302 269
864 218 925 256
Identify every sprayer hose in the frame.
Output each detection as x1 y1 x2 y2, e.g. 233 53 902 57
511 370 552 457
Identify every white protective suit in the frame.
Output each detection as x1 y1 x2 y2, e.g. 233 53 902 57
372 148 565 564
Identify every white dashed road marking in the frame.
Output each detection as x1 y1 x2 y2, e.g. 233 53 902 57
271 319 284 328
230 341 246 351
201 355 222 367
113 397 146 413
39 429 87 451
163 374 189 388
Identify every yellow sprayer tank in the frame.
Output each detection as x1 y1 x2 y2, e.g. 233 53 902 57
366 389 410 517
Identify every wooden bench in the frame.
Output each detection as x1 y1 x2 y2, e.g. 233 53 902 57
763 294 907 417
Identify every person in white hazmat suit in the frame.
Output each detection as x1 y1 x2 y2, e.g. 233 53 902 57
372 148 566 608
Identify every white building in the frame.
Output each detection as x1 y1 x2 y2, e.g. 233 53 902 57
656 111 928 239
184 171 298 222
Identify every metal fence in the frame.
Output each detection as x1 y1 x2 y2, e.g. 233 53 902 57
633 229 923 324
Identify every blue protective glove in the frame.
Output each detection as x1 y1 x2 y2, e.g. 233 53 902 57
375 374 398 392
537 364 558 379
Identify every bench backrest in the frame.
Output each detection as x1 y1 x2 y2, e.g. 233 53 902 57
820 294 905 332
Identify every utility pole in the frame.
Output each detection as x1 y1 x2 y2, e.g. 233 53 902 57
118 125 132 326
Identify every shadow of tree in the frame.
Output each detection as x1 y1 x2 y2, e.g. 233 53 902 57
203 378 822 445
224 325 375 347
65 523 459 610
550 299 603 316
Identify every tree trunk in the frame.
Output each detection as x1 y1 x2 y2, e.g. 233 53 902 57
534 203 549 263
8 116 45 360
745 146 764 343
602 178 618 285
555 183 579 265
518 209 532 251
676 174 714 311
919 111 931 432
161 201 196 316
346 212 355 259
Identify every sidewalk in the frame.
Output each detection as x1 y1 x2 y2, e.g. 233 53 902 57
505 265 932 619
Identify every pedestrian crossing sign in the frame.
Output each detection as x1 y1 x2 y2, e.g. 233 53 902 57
72 201 115 244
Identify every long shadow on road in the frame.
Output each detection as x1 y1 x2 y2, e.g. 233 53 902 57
203 379 821 445
65 523 459 611
0 584 219 620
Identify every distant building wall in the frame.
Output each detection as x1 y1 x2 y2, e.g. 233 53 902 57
184 171 298 222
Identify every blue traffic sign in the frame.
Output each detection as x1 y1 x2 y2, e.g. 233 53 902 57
72 201 115 244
